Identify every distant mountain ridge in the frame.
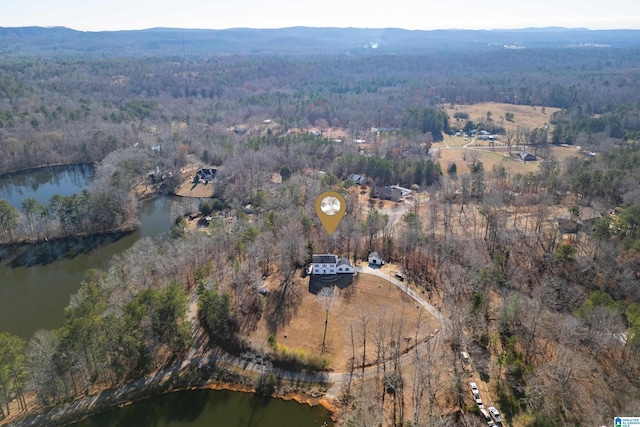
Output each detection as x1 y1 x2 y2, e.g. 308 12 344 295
1 26 639 56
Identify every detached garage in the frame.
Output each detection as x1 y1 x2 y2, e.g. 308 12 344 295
368 251 383 266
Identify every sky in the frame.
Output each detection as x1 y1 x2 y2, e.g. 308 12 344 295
2 0 640 31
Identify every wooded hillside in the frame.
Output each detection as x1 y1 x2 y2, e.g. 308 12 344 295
1 27 640 426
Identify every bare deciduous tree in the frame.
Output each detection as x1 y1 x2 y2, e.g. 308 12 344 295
318 287 335 353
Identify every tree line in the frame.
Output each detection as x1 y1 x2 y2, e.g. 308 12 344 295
0 190 131 243
1 50 640 177
1 132 640 425
1 42 640 426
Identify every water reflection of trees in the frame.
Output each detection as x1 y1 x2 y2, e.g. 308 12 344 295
0 164 93 206
0 164 138 243
6 231 132 268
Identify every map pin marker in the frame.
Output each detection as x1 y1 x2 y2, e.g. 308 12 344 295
315 191 346 236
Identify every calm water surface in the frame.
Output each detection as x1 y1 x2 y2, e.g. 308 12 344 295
69 389 333 427
0 164 93 207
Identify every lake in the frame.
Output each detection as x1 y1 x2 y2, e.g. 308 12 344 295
0 165 334 427
0 165 182 338
69 389 333 427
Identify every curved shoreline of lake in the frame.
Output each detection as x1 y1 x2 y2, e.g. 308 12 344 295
0 165 180 338
3 353 335 427
0 226 137 248
68 388 335 427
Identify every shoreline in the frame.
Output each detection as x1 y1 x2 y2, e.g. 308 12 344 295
1 354 338 427
0 226 138 249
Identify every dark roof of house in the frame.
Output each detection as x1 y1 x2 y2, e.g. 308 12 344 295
556 218 579 234
385 185 412 197
198 168 217 177
579 207 601 222
313 254 337 264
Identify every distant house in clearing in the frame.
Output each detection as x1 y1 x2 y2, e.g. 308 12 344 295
368 251 383 266
311 254 355 275
477 134 497 142
578 206 602 227
556 217 579 234
372 127 397 134
519 151 537 161
349 174 367 185
233 126 249 134
384 185 412 202
196 168 217 182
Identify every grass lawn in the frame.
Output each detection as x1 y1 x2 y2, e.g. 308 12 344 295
447 102 560 132
249 272 440 371
436 148 539 176
434 145 583 187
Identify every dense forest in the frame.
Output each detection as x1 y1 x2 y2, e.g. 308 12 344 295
1 27 640 427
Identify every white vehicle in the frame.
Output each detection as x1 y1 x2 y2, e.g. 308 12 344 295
474 394 483 406
479 408 495 426
461 351 469 363
470 382 479 396
488 406 502 423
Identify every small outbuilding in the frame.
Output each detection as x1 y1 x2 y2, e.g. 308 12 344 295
368 251 383 266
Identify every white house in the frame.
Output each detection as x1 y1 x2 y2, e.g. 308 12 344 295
312 254 337 275
312 254 355 275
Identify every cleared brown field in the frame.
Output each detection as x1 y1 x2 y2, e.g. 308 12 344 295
447 102 560 132
434 143 583 176
249 272 439 370
547 145 587 163
436 148 539 176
